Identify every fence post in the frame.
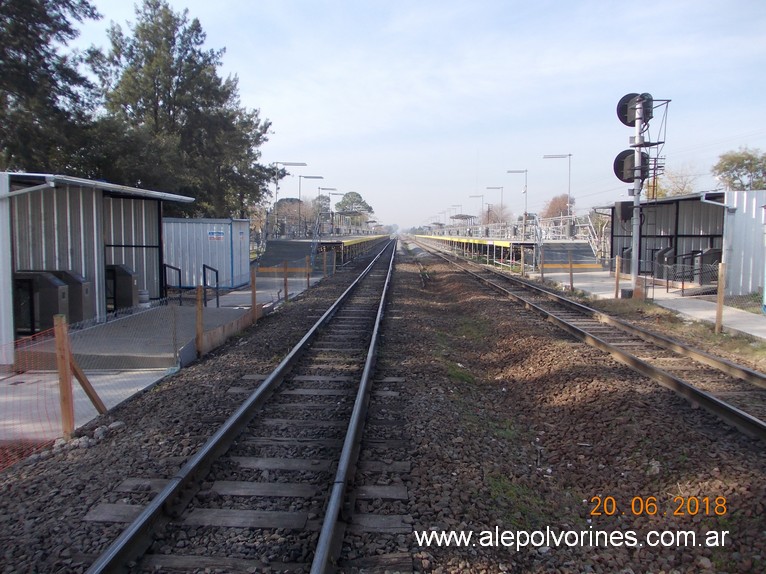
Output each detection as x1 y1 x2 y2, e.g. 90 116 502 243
283 260 289 302
715 262 726 334
568 251 574 292
250 266 257 324
540 247 545 282
53 315 75 439
614 255 621 299
196 286 204 357
323 251 328 277
306 255 311 290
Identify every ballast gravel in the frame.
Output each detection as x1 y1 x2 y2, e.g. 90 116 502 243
0 243 764 574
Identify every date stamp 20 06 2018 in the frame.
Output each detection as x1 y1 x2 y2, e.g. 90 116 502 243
589 495 728 518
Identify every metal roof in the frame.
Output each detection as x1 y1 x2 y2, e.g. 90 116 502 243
5 173 195 203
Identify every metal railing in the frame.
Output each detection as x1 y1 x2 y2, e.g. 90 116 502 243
163 264 183 306
202 265 219 308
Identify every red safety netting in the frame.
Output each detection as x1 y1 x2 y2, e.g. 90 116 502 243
0 329 60 472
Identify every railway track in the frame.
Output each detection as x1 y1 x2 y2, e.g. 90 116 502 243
413 238 766 442
84 239 398 573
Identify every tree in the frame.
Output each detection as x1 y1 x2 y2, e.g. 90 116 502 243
334 191 373 214
95 0 271 217
541 194 574 218
646 167 698 199
712 147 766 191
0 0 100 171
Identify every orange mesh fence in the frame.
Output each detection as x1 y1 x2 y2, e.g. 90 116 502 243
0 302 182 472
0 329 60 470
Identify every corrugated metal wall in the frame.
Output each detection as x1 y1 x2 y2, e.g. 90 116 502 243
11 184 106 317
612 198 724 272
103 196 161 297
163 218 251 288
724 190 766 296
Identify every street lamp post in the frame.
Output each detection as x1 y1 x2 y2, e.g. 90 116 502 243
298 175 323 237
317 187 337 236
273 161 307 237
507 169 528 238
329 191 344 235
486 187 504 225
542 154 572 218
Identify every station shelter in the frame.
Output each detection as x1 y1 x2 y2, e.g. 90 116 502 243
0 173 194 365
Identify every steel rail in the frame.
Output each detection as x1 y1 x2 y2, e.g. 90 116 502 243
419 241 766 441
86 239 397 574
311 239 396 574
496 272 766 389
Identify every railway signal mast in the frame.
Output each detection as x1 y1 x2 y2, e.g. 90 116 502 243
614 93 667 294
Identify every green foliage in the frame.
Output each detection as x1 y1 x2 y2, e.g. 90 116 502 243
95 0 272 217
712 147 766 191
334 191 373 214
0 0 100 171
0 0 272 219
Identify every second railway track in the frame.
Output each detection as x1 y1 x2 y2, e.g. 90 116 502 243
85 239 398 573
414 237 766 441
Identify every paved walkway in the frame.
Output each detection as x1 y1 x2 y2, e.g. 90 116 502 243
540 271 766 341
1 274 324 444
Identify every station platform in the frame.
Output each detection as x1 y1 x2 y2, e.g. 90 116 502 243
1 237 389 447
416 235 603 271
540 270 766 342
258 235 389 267
0 275 312 445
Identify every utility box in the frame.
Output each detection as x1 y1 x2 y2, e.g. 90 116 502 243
701 248 722 266
655 247 675 279
47 270 94 323
106 264 138 311
163 218 251 289
13 272 69 336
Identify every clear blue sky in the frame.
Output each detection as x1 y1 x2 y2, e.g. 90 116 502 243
76 0 766 229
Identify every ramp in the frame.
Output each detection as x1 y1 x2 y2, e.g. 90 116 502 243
540 241 603 272
257 240 313 267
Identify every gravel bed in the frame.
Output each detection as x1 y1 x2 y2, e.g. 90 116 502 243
372 248 765 573
1 244 764 573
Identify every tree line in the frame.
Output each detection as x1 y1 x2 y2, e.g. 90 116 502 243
0 0 272 218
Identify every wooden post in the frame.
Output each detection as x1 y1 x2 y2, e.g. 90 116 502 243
250 266 257 324
715 262 726 334
568 251 574 292
521 246 526 277
196 286 204 356
53 315 75 439
540 247 545 282
614 255 622 299
332 251 337 275
283 260 289 302
323 251 328 277
306 256 311 290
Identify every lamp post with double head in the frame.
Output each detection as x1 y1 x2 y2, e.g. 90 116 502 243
298 175 323 237
329 191 344 235
469 194 484 225
273 161 307 237
507 169 528 238
486 187 504 225
317 187 336 236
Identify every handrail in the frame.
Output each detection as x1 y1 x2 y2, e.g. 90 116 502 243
202 264 219 308
163 264 183 306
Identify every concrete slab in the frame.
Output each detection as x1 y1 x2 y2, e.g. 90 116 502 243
1 272 325 445
540 270 766 341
